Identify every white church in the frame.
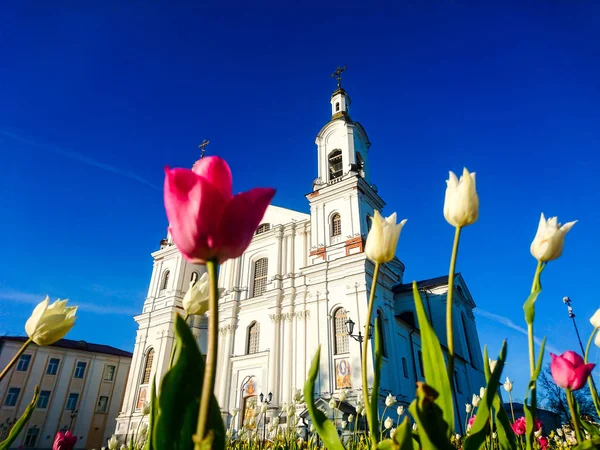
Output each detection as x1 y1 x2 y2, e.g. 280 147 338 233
114 75 486 439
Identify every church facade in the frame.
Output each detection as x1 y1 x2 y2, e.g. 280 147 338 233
114 80 486 439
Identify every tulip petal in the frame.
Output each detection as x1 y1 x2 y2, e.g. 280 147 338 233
562 350 585 367
191 156 233 202
550 353 575 389
164 167 229 263
217 187 276 262
571 363 596 390
25 296 49 339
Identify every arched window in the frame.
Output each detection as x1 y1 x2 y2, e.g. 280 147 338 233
252 258 268 297
376 310 387 357
335 102 340 112
328 150 343 181
461 313 475 366
142 349 154 385
331 213 342 237
366 214 372 232
256 223 271 235
333 308 349 354
190 272 199 286
161 271 170 290
247 322 260 354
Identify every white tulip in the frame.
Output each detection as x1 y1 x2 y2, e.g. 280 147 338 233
384 417 393 430
329 398 337 410
530 213 577 262
590 309 600 329
385 393 397 407
390 428 397 439
443 168 479 228
120 445 128 450
412 423 417 431
182 273 209 315
293 389 303 403
365 211 407 264
355 404 364 415
479 387 486 399
348 414 354 423
272 417 280 427
492 432 497 439
488 359 497 373
465 403 472 413
556 428 563 437
397 405 404 416
232 408 239 417
139 423 148 436
25 296 77 346
471 394 481 407
338 389 348 402
108 436 118 450
455 433 461 440
142 401 151 416
503 377 513 393
309 424 314 433
342 421 347 430
535 429 542 438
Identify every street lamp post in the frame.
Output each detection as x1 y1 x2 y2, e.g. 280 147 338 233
259 392 273 446
563 296 586 355
68 410 78 431
345 318 372 365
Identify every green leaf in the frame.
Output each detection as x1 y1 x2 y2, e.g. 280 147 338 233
370 319 383 442
303 347 345 450
482 346 516 450
464 341 508 450
523 337 546 450
573 437 600 449
522 288 540 325
0 386 39 450
153 315 225 450
408 384 454 450
581 419 600 438
411 282 455 432
393 417 415 450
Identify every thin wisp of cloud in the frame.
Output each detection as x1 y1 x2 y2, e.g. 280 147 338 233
0 129 161 190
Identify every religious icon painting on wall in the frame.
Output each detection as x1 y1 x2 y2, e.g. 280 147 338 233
242 395 258 429
335 358 351 389
136 386 148 409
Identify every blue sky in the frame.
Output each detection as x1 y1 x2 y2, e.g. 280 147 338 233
1 1 599 398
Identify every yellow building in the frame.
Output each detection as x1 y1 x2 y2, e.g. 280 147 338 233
0 337 132 449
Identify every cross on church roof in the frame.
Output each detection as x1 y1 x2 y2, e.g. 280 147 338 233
331 66 347 89
198 139 210 158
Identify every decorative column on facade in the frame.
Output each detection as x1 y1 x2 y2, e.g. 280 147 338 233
121 332 146 416
218 324 236 408
268 313 282 404
275 229 284 283
281 312 294 403
281 234 288 276
286 227 295 276
295 310 309 392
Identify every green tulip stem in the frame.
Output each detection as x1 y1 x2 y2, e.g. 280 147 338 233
585 328 596 363
446 226 462 377
566 389 583 443
0 338 32 382
362 261 380 449
584 328 600 418
195 259 219 449
508 392 515 423
527 261 543 377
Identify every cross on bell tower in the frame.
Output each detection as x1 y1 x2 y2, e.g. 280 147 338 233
331 66 347 89
198 139 210 158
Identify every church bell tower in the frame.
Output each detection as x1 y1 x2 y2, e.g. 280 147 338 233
307 68 385 264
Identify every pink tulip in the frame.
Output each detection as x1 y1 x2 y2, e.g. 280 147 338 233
53 431 77 450
512 417 526 435
550 351 595 391
164 156 276 264
468 415 476 426
538 436 549 450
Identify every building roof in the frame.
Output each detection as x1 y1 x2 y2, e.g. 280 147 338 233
392 274 459 294
0 336 133 358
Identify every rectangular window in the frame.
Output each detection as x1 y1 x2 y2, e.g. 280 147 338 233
46 357 60 375
103 364 116 381
36 390 51 409
401 357 409 378
24 427 39 447
66 393 79 410
417 351 424 378
4 387 21 407
74 361 87 378
253 258 268 297
16 354 32 371
96 395 109 413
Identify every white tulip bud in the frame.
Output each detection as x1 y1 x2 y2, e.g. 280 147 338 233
472 394 481 407
590 309 600 329
479 387 486 399
25 296 78 346
341 421 347 430
293 389 303 403
142 401 151 416
455 433 461 440
309 424 314 433
182 273 209 315
329 398 337 410
397 405 404 416
492 432 497 439
384 417 393 430
530 213 577 262
108 436 118 450
390 428 397 439
412 423 417 431
535 429 542 438
338 389 348 402
348 414 354 423
443 168 479 228
365 211 407 264
488 359 498 373
385 393 397 407
503 377 513 393
465 403 472 413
